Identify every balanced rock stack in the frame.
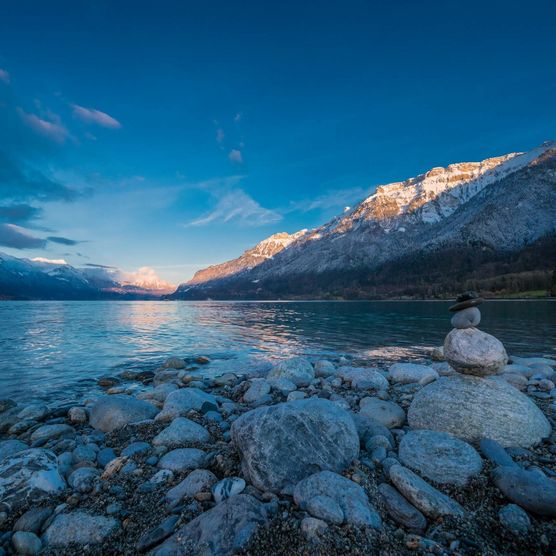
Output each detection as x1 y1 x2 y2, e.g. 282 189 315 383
408 292 551 448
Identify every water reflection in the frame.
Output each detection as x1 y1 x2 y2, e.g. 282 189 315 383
0 300 554 402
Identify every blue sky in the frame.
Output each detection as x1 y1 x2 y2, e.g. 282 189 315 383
1 0 555 284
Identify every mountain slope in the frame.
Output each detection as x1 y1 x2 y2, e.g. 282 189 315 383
170 142 556 299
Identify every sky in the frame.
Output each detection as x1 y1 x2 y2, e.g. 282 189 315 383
0 0 555 285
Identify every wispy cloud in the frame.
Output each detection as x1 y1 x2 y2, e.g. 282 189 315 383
228 149 243 164
17 108 69 143
71 104 121 129
234 113 242 123
0 223 46 249
47 235 82 246
0 69 10 84
216 128 225 143
286 186 370 213
186 189 281 227
32 257 67 264
0 203 43 224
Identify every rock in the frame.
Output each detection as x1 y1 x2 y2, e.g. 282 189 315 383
30 424 75 444
336 367 388 390
378 483 427 533
359 398 405 428
150 494 270 556
14 507 53 534
408 375 551 447
450 307 481 329
444 328 507 376
157 448 209 472
68 467 100 493
0 399 17 413
389 363 438 385
89 395 158 432
136 515 179 552
430 346 444 361
166 469 217 504
492 466 556 517
196 356 210 364
314 360 336 378
306 495 344 524
68 407 88 424
399 430 482 486
72 444 97 464
213 477 246 503
42 511 119 546
502 372 528 390
156 389 218 422
150 469 174 485
243 380 271 405
267 378 297 396
287 391 306 401
137 383 178 403
300 517 328 541
18 404 49 421
0 449 65 511
498 504 531 535
388 464 464 518
294 471 381 528
448 294 483 312
97 447 117 468
0 439 28 461
153 417 210 447
213 373 238 387
352 413 393 445
122 441 151 457
231 398 359 493
510 356 556 368
267 357 315 387
479 439 517 468
164 357 186 369
11 531 42 555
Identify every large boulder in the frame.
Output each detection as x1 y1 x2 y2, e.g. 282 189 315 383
155 389 217 422
231 398 359 493
399 430 482 486
89 395 158 432
0 449 65 511
267 357 314 387
150 494 271 556
293 471 381 528
444 328 507 376
408 375 550 447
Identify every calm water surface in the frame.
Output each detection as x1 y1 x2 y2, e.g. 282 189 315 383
0 300 554 403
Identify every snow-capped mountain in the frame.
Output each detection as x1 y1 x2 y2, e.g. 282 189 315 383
171 142 556 299
0 255 174 299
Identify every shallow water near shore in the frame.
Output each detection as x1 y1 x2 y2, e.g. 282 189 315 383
0 299 554 403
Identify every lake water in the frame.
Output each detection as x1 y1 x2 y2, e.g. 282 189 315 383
0 300 554 403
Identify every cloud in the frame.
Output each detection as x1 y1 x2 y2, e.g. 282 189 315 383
119 266 175 291
228 149 243 164
85 262 116 269
31 257 67 264
216 128 225 143
286 186 370 213
186 189 281 227
17 108 69 143
234 113 241 123
0 203 42 224
0 69 9 84
0 223 46 249
47 235 81 246
71 104 121 129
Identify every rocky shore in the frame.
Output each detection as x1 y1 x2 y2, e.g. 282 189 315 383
1 298 555 555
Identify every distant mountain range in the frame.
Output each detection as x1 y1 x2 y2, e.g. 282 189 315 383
171 142 556 300
0 254 174 300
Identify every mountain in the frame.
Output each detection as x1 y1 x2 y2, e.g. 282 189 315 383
170 142 556 300
0 255 174 300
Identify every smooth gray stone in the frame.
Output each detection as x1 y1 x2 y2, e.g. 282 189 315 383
306 495 344 525
314 360 336 378
68 467 100 493
136 514 179 552
164 357 186 369
294 470 381 528
72 444 97 464
121 441 151 457
388 363 439 385
89 395 158 432
399 430 482 486
212 477 246 503
351 414 393 445
231 398 359 493
336 366 389 390
97 447 117 468
408 375 551 447
0 439 29 461
300 517 328 541
267 357 315 387
444 328 507 376
11 531 42 555
137 383 178 403
30 424 75 444
14 507 53 534
479 439 517 468
157 448 208 472
492 466 556 517
498 503 531 535
243 380 271 405
150 494 270 556
359 398 405 429
378 483 427 533
166 469 217 504
0 449 65 512
267 378 297 396
155 388 218 422
42 511 119 546
17 404 49 421
450 307 481 329
388 464 464 518
153 417 210 447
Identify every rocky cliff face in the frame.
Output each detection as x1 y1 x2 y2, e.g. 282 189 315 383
171 142 556 299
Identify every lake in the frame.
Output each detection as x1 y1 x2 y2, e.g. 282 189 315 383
0 300 554 403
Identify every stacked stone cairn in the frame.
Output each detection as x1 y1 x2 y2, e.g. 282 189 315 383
408 292 551 448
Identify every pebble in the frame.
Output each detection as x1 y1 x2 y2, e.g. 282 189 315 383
359 397 406 428
212 477 246 503
136 514 179 552
11 531 42 555
157 448 209 472
479 439 516 467
378 483 427 533
13 507 53 534
42 511 119 546
498 504 531 535
165 469 218 504
153 417 210 447
450 306 481 329
301 517 328 541
121 441 151 457
306 495 344 524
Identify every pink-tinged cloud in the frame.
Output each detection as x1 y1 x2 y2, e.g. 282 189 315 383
17 108 69 143
0 68 10 84
228 149 243 163
71 104 121 129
